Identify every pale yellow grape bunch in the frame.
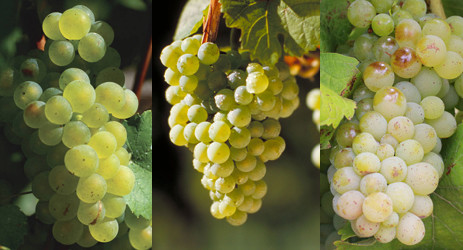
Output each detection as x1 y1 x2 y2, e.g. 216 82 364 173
0 4 148 248
306 88 320 168
329 0 461 245
161 35 300 225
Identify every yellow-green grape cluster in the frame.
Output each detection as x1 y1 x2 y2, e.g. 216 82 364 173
327 0 461 245
307 88 320 168
160 35 300 225
0 5 146 248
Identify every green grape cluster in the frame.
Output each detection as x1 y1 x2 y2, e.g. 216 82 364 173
323 0 463 246
306 88 320 168
0 5 150 249
160 35 300 225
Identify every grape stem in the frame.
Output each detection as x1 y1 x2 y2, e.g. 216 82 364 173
133 35 152 99
428 0 446 19
202 0 221 44
0 191 33 202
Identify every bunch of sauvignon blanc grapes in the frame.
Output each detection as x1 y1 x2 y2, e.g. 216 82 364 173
306 88 320 168
0 5 152 249
326 0 463 246
160 35 300 225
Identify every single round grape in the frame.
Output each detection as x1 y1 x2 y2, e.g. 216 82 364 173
371 14 394 36
402 0 427 19
425 111 457 138
48 165 79 195
422 18 451 43
332 167 361 194
396 212 425 245
77 173 107 203
23 101 47 129
88 131 118 158
95 82 126 113
351 215 380 237
415 35 447 67
52 218 84 245
405 102 425 125
347 0 376 28
406 162 439 195
373 87 407 120
386 182 415 213
387 116 415 142
106 165 135 196
90 21 114 45
246 71 269 94
409 195 433 219
63 80 96 113
42 12 66 40
335 190 364 220
360 172 387 195
81 103 110 128
64 144 99 177
38 123 63 146
129 226 153 249
49 40 75 66
390 47 422 78
352 132 379 155
362 192 393 223
59 68 90 90
395 19 422 49
373 36 399 62
207 141 230 164
89 218 118 243
363 62 394 92
49 193 79 221
434 51 463 79
13 81 43 110
59 8 91 40
197 42 220 65
77 200 105 225
410 67 442 98
111 89 138 119
45 96 73 125
380 157 408 183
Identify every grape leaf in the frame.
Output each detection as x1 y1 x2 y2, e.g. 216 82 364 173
320 52 359 129
173 0 209 41
124 111 152 172
0 205 27 250
221 0 319 65
442 0 463 17
125 161 152 220
123 111 152 220
320 85 356 129
333 124 463 249
320 0 352 52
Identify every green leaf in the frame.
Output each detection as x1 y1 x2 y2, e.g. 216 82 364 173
123 111 152 220
320 125 334 150
442 0 463 17
320 85 356 128
173 0 209 41
221 0 319 65
320 0 352 52
320 53 359 128
125 162 152 220
0 205 27 249
124 111 152 172
332 124 463 249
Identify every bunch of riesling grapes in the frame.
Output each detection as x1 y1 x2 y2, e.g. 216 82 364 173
325 0 462 246
0 5 151 249
307 88 320 168
160 35 300 225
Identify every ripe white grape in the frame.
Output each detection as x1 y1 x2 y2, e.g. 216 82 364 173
396 212 425 245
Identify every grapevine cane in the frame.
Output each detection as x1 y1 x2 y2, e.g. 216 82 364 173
202 0 221 44
133 35 152 99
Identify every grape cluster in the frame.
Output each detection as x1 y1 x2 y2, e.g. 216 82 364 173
306 88 320 168
160 35 300 225
0 5 150 249
325 0 463 246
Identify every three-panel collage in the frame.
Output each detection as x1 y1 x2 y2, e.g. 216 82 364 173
0 0 463 249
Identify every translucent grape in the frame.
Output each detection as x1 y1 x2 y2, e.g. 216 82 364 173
77 173 107 203
52 218 84 245
371 14 394 36
89 218 118 242
396 212 425 245
81 103 109 128
334 190 364 220
406 162 439 195
347 0 376 28
362 192 393 223
106 165 135 196
362 62 394 92
88 131 118 158
13 81 43 110
42 12 66 40
434 51 463 79
90 21 114 45
415 35 447 67
63 80 96 113
45 96 73 125
380 157 408 183
64 144 99 177
390 47 422 78
49 40 75 66
386 182 415 213
59 8 91 40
